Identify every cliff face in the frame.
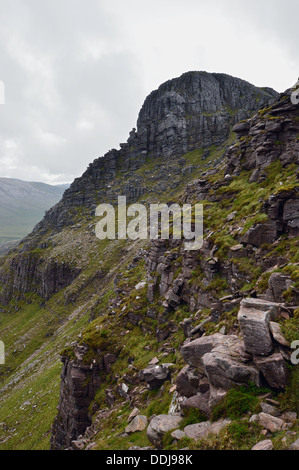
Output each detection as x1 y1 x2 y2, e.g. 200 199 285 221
135 72 277 157
0 72 277 306
49 88 298 450
146 89 299 316
1 73 298 452
29 72 277 234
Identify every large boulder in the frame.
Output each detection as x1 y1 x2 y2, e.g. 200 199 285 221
257 412 284 433
125 415 148 434
269 321 290 348
202 334 261 390
175 365 201 397
181 393 210 417
254 352 289 390
184 419 231 441
241 221 277 246
146 414 183 449
251 439 274 451
180 334 224 370
265 272 293 303
237 298 279 356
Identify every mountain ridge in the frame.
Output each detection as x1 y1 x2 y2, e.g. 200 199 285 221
0 177 69 250
0 72 298 451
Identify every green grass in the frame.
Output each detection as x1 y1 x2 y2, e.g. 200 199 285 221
211 383 271 421
0 360 61 450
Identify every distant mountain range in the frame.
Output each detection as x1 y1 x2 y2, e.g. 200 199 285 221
0 177 69 248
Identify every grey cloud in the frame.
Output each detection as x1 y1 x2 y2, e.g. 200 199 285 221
0 0 144 183
0 0 297 184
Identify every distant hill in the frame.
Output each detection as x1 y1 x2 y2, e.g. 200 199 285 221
0 178 69 246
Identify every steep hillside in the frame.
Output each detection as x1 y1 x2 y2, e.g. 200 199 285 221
0 178 68 247
0 72 298 451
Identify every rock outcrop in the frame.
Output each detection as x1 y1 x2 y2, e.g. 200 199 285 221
30 72 278 234
177 298 291 416
50 342 116 450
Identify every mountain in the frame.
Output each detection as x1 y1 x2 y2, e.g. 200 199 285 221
0 178 69 248
0 72 298 452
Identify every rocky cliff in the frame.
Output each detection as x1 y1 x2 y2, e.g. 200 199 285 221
28 72 277 234
50 86 298 450
0 72 277 305
0 73 298 452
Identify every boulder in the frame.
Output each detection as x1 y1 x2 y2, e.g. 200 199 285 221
202 335 261 390
238 299 277 356
260 402 281 417
265 272 293 303
251 439 274 450
269 321 290 348
175 365 200 397
127 407 139 423
125 415 148 434
257 412 284 433
254 352 289 390
184 419 231 441
289 438 299 450
180 334 224 369
146 414 183 449
171 429 186 441
239 298 279 316
181 393 210 417
139 363 173 390
241 221 277 246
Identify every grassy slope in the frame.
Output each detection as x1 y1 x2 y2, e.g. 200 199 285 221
0 179 67 244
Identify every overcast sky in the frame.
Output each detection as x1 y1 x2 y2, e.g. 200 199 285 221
0 0 297 185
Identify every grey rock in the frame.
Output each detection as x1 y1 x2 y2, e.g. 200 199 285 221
127 407 140 423
180 334 224 369
238 300 275 356
254 352 289 390
260 402 281 417
257 412 284 433
201 334 260 390
251 439 274 450
241 221 277 246
184 419 231 441
175 365 200 398
171 429 186 441
125 415 148 434
289 438 299 450
265 272 293 303
146 414 183 449
269 321 290 348
181 393 210 417
129 446 155 450
281 411 297 423
50 355 102 450
71 439 85 450
203 348 261 390
139 363 173 390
